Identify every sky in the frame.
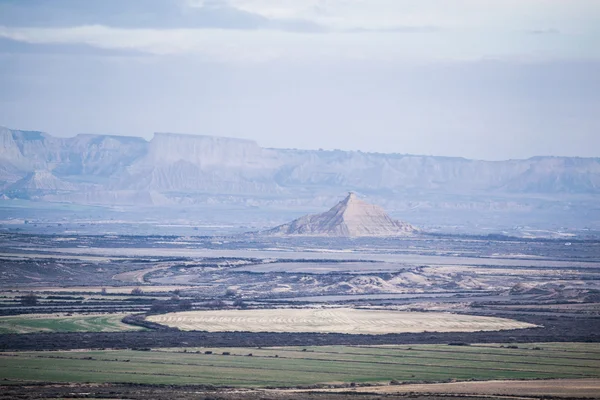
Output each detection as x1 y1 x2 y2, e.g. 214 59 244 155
0 0 599 160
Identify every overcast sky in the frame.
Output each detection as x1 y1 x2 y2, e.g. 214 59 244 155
1 0 599 160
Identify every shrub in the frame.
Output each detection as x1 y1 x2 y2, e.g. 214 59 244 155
178 299 193 311
233 299 247 309
20 293 38 306
131 287 144 295
206 300 226 309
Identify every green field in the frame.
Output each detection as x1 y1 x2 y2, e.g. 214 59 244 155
1 343 599 387
0 313 145 334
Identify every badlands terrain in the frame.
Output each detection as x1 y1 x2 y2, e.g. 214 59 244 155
1 129 599 398
0 228 600 399
1 221 599 398
2 126 600 236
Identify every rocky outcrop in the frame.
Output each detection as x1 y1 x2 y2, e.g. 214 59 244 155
265 193 417 237
9 170 74 191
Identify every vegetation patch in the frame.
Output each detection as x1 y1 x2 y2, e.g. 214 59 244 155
0 313 146 334
0 343 598 387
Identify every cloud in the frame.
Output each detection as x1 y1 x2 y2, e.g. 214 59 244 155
527 28 560 35
0 0 597 63
0 0 324 32
0 24 597 64
228 0 600 33
0 37 147 57
1 0 599 35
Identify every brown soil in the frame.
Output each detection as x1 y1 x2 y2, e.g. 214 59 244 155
302 378 600 398
0 382 575 400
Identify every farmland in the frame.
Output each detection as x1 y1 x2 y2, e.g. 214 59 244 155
147 308 536 334
1 233 599 398
1 343 599 387
0 313 144 334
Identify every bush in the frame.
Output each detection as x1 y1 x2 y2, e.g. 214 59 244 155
178 299 193 311
131 287 144 295
233 299 248 309
20 293 38 306
205 300 226 309
150 298 193 313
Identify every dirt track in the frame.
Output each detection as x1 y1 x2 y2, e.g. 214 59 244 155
112 263 172 283
2 380 599 400
303 378 600 398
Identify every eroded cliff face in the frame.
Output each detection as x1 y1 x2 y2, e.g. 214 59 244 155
0 127 147 178
119 133 281 194
1 126 599 209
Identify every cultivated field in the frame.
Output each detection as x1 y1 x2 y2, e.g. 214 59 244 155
0 313 144 334
1 343 599 387
147 308 536 334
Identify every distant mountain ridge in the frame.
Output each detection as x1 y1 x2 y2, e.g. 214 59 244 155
265 193 417 237
1 126 599 209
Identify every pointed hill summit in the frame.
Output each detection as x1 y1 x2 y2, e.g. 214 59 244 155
265 193 417 237
9 170 74 191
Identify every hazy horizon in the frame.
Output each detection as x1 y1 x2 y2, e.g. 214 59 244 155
1 0 599 161
4 124 600 162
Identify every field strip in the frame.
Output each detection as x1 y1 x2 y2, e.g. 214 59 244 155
147 308 537 334
346 346 600 363
0 358 360 377
0 364 297 385
358 344 600 358
2 351 594 379
297 378 600 397
473 343 600 356
2 344 599 387
156 346 600 369
0 313 144 334
0 356 548 384
270 348 600 368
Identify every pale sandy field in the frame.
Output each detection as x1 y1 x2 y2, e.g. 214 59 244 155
147 308 536 334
